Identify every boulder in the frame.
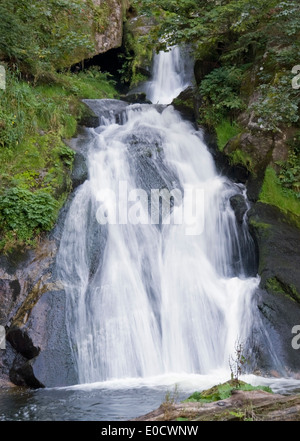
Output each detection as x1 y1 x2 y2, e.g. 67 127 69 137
0 239 77 388
171 86 201 123
121 92 152 104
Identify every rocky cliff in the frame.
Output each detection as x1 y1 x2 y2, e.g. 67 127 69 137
89 0 130 56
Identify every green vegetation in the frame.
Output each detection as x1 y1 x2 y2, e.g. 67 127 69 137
0 0 118 252
0 67 117 252
259 167 300 225
199 66 245 126
0 0 109 78
134 0 300 130
277 134 300 198
266 278 300 303
229 149 254 172
185 380 273 404
120 23 154 87
134 0 300 210
215 120 242 152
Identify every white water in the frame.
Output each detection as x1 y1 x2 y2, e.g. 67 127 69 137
144 46 191 104
57 48 260 385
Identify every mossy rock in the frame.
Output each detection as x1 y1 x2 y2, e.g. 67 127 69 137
224 131 274 175
185 380 272 404
171 86 200 122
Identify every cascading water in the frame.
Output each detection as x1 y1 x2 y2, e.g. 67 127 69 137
57 48 260 385
143 46 191 104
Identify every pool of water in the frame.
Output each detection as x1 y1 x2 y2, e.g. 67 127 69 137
1 372 300 421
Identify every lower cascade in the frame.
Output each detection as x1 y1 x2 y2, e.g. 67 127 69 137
57 48 260 385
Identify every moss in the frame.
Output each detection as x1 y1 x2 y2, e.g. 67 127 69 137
185 380 272 404
229 148 254 172
215 119 242 152
249 218 270 231
266 277 300 304
259 167 300 227
172 97 194 111
266 277 286 295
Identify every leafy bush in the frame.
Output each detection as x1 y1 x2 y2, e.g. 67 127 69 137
0 187 58 245
199 67 245 125
277 138 300 197
0 0 97 77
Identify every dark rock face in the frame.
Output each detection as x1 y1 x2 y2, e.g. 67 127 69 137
0 239 77 389
71 152 88 190
9 354 45 389
248 203 300 293
230 194 248 224
121 92 152 105
248 202 300 375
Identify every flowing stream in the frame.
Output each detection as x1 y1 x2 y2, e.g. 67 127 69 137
57 47 260 385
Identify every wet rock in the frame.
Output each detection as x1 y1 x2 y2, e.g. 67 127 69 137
230 194 248 224
171 86 201 123
122 92 152 104
248 202 300 294
224 131 274 176
6 327 40 360
0 239 77 388
71 152 88 189
202 129 250 185
9 354 44 389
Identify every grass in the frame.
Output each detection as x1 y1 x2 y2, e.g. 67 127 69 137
0 67 118 252
259 167 300 226
215 119 241 152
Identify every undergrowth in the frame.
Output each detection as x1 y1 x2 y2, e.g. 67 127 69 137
0 67 118 252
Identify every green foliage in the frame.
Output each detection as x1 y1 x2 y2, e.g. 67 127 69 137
250 73 300 132
185 381 273 404
120 26 154 86
215 119 242 151
199 67 245 125
0 187 58 244
0 67 118 252
229 148 254 173
135 0 300 130
0 0 99 77
277 136 300 197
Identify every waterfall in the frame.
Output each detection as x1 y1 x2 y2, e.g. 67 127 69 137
143 46 192 104
57 48 260 384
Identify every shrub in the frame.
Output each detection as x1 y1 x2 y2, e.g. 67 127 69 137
0 187 58 245
199 66 245 125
